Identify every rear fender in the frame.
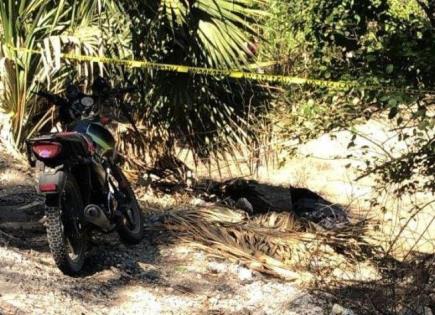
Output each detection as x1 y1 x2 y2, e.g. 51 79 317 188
38 167 67 208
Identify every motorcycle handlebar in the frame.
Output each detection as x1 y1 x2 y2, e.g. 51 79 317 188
33 84 138 109
109 86 138 96
32 90 69 107
33 85 140 133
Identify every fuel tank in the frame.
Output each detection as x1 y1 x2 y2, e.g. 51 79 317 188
71 120 115 156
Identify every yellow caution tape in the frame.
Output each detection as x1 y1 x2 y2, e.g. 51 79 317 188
7 46 435 94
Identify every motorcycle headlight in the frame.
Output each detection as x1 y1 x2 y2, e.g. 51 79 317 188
81 96 94 107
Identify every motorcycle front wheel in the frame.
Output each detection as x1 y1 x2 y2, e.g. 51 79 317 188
45 175 86 276
113 167 144 244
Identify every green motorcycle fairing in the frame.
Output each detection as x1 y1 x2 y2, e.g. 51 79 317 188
72 120 115 156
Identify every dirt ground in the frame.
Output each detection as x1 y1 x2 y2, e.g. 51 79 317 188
0 143 329 315
1 118 433 315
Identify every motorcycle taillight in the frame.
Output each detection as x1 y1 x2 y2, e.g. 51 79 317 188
32 142 62 159
39 183 57 192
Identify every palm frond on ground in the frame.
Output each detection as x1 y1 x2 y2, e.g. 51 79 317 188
149 206 375 280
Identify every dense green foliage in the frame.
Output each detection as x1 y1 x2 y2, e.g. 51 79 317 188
0 0 124 147
263 0 435 84
262 0 435 194
0 0 268 164
120 0 269 161
0 0 433 193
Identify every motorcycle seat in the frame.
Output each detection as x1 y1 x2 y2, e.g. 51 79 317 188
56 132 95 155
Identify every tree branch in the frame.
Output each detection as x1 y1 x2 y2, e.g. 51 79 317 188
417 0 435 28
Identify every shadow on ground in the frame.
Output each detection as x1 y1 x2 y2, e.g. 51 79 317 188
149 177 435 314
311 244 435 314
0 183 165 276
3 163 433 314
0 187 167 309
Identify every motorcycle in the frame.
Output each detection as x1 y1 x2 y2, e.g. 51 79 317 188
25 77 144 276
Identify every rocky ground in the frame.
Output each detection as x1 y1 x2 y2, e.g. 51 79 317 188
0 143 332 315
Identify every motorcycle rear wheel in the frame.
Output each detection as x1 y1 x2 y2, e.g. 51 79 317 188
46 175 86 276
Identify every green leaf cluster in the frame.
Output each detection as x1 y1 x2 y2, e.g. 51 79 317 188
262 0 435 194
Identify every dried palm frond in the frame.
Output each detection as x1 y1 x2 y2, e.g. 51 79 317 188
151 206 375 280
116 120 195 186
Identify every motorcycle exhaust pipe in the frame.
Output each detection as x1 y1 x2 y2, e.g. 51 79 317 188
84 204 115 232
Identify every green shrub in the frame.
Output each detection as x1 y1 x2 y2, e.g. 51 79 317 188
262 0 435 194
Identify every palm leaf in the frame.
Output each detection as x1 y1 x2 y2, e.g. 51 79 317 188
118 0 270 174
149 206 374 280
0 0 125 148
